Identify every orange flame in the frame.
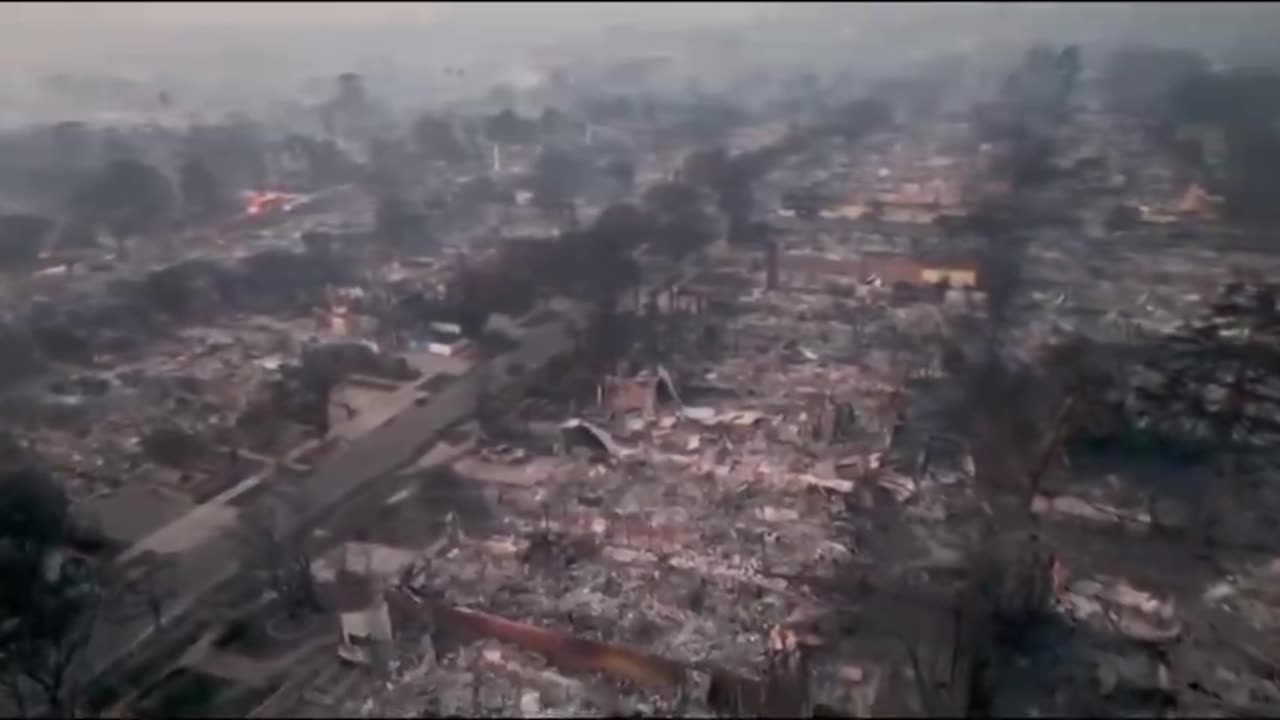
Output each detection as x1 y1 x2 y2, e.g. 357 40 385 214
243 190 301 217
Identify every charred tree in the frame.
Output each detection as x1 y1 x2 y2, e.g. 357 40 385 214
0 215 54 270
68 159 177 240
235 488 322 620
531 149 587 222
1128 281 1280 550
178 157 229 224
412 114 468 167
0 468 102 717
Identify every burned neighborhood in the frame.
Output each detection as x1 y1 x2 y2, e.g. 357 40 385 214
2 2 1280 718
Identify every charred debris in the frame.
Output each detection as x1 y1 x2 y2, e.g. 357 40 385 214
2 26 1280 720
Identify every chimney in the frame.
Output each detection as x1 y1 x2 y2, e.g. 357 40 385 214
492 143 502 174
360 545 395 670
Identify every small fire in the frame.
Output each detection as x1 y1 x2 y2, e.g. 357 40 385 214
242 190 302 217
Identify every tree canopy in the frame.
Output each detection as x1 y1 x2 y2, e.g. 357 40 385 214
643 181 718 259
69 159 176 238
184 123 269 191
531 148 587 213
603 159 636 194
484 109 538 146
679 97 747 144
829 97 894 141
278 134 361 189
178 158 228 223
0 467 101 717
1102 46 1209 120
412 114 468 166
0 215 53 269
375 195 433 252
1160 65 1280 224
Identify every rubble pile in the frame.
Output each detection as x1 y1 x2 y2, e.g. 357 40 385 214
6 43 1280 720
307 87 1280 720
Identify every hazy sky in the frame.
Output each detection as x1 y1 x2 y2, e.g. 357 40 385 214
7 2 442 27
5 1 776 29
0 1 788 74
6 2 1275 99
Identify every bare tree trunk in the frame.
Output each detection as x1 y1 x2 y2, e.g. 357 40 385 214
40 681 64 720
1 678 28 718
238 496 320 619
297 548 323 614
147 588 165 632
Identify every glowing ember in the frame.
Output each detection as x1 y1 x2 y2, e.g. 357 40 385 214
241 190 302 217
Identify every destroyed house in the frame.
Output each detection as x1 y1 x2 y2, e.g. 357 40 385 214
779 251 979 291
315 542 419 666
878 205 942 225
779 253 865 289
407 321 472 358
1175 184 1223 221
780 252 915 288
559 418 632 459
874 177 966 210
916 255 980 289
858 253 931 286
599 366 683 417
329 569 394 666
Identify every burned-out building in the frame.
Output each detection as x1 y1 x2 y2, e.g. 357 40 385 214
598 365 683 418
13 28 1280 720
776 250 980 293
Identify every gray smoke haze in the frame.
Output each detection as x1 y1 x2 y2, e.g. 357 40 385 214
1 2 1278 128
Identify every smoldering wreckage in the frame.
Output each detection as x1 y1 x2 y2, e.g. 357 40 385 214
3 33 1280 720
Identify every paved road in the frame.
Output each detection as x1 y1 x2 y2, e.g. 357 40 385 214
85 302 587 683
